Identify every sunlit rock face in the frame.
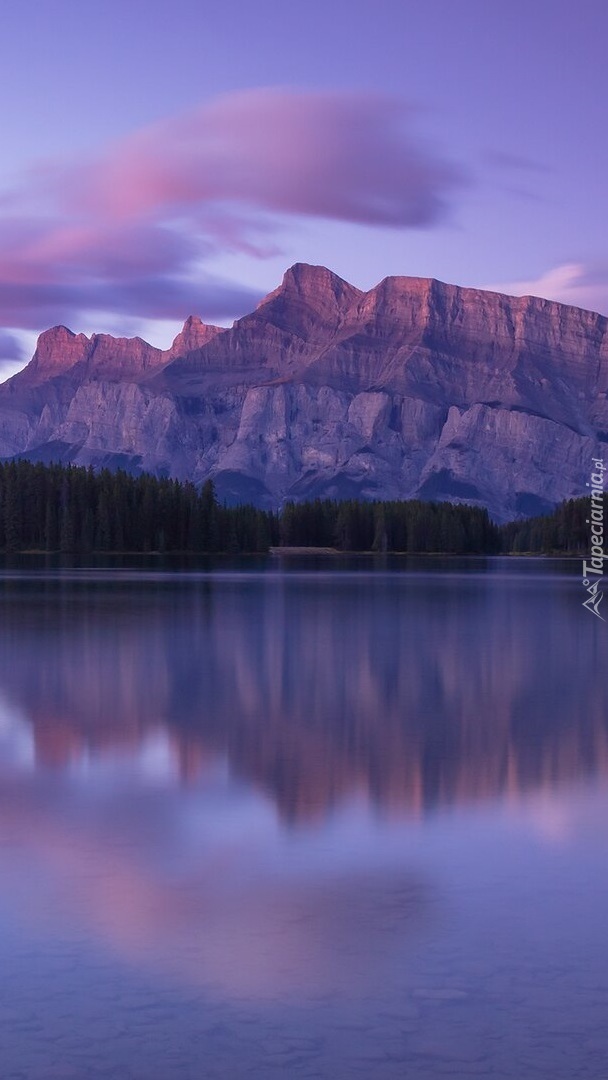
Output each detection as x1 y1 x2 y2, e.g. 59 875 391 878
1 263 607 519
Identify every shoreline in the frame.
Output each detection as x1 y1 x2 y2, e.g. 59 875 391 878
0 548 583 560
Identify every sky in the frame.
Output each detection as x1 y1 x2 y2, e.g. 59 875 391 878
0 0 607 378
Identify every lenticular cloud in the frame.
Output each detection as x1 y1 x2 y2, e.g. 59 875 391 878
73 89 463 228
0 88 464 332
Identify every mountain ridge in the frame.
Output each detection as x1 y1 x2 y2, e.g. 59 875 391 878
1 263 606 521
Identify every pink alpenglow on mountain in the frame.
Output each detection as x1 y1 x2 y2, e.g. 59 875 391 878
1 264 606 521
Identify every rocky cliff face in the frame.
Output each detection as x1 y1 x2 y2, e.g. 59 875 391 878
1 263 606 520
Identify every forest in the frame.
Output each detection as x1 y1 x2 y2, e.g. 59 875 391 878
0 460 599 555
500 495 603 554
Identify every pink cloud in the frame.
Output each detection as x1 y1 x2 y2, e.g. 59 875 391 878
0 216 259 327
0 88 464 333
0 275 260 331
483 263 608 317
70 89 463 228
0 217 200 284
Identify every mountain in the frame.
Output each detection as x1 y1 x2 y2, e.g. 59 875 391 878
1 263 606 520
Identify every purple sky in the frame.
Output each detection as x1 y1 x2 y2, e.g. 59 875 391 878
1 0 606 377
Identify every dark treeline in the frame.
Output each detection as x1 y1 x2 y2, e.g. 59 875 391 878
279 496 500 553
500 495 606 554
0 461 275 554
0 459 597 554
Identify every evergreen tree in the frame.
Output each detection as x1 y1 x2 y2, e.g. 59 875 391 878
6 457 596 557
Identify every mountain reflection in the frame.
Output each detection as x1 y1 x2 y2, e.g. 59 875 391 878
0 565 604 819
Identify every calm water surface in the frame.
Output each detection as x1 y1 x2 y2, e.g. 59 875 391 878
0 557 606 1079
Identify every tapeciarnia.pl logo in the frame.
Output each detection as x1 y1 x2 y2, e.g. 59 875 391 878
581 457 606 620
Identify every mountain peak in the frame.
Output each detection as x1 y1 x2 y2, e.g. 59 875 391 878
20 326 168 384
283 261 349 285
277 262 362 300
27 325 91 379
2 265 607 522
166 316 223 359
255 263 363 338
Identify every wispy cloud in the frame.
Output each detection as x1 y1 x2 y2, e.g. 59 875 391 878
0 88 465 333
0 328 28 381
0 329 25 360
65 89 464 228
483 263 608 316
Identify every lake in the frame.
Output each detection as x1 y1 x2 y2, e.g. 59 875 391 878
0 556 606 1079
